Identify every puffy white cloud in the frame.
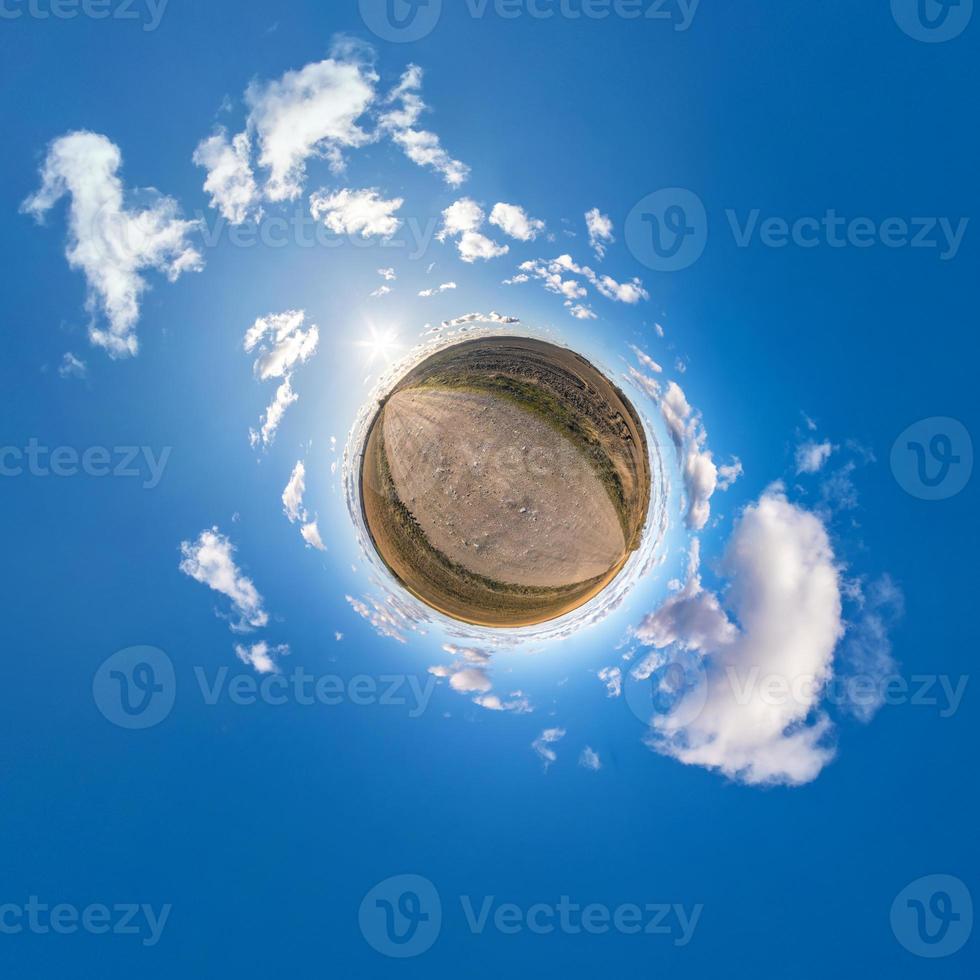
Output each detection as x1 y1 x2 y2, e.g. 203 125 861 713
579 747 602 771
370 284 392 298
796 440 834 475
379 65 470 187
244 310 319 381
490 202 545 241
566 303 597 320
644 488 843 786
22 131 203 358
310 188 403 239
378 267 397 281
532 728 566 770
418 282 457 297
300 520 326 551
244 41 377 202
594 273 649 304
438 199 508 263
457 231 509 263
438 197 484 238
235 641 289 675
449 667 493 693
179 527 269 631
192 128 260 225
585 207 614 258
634 541 736 667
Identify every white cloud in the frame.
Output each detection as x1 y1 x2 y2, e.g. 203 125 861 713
192 128 260 225
457 231 509 263
658 380 719 531
250 376 298 450
579 747 602 771
473 692 533 714
282 461 307 523
517 253 647 311
22 131 202 359
301 520 326 551
379 65 470 187
625 365 661 399
585 208 614 258
310 188 403 239
629 344 663 374
594 273 649 304
644 488 843 786
435 312 520 329
244 311 319 450
566 303 596 320
836 575 904 723
179 527 269 631
378 267 396 281
598 666 623 698
235 641 289 675
438 197 484 238
418 282 457 297
370 284 392 298
717 458 744 491
796 440 834 475
244 40 377 202
244 309 319 381
489 202 545 241
634 541 736 665
58 352 87 380
448 667 493 693
438 199 508 263
532 728 566 770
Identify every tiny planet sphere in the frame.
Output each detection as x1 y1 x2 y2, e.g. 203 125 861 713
360 336 652 627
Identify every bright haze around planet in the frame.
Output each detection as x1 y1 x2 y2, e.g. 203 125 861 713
359 336 652 627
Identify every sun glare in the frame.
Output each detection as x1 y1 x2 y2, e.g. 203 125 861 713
357 325 401 367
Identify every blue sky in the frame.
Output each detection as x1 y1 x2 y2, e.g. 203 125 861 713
0 0 977 976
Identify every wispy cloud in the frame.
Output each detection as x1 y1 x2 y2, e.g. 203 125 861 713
179 527 268 632
585 207 614 258
532 727 566 770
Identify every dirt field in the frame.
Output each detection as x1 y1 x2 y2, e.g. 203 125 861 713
359 336 652 628
382 388 626 588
